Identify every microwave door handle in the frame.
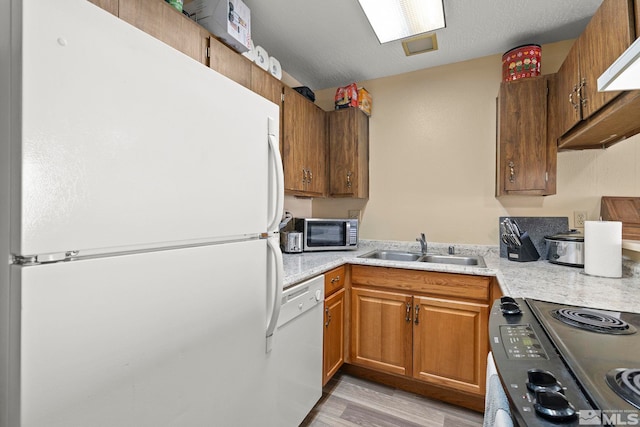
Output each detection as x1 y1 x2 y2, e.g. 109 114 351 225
345 222 350 242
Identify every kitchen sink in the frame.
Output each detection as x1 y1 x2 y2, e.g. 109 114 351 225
358 250 486 268
419 254 486 268
358 250 423 262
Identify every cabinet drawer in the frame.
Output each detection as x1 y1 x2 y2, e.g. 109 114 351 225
351 265 490 301
324 265 346 297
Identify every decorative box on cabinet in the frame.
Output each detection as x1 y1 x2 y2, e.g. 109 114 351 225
328 108 369 198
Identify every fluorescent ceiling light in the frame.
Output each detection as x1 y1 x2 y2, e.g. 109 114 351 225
358 0 445 44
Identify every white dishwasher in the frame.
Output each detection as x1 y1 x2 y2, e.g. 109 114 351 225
269 274 324 426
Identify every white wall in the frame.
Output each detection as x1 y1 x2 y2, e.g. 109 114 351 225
309 39 640 245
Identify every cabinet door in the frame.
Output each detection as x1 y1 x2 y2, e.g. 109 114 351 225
555 42 582 137
282 87 326 197
88 0 118 15
306 104 327 196
350 287 412 376
323 288 345 386
413 297 488 395
497 77 549 195
579 0 634 119
329 108 369 198
251 65 283 106
119 0 206 64
282 86 308 194
208 36 251 88
636 0 640 37
324 265 346 298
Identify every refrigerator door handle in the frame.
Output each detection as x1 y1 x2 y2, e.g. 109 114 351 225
267 121 284 233
265 237 283 352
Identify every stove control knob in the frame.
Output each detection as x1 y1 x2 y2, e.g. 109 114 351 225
500 301 522 315
526 369 564 393
533 390 577 421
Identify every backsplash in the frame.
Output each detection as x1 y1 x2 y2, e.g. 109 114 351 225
499 216 569 259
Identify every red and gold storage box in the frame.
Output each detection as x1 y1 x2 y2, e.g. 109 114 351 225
502 45 541 82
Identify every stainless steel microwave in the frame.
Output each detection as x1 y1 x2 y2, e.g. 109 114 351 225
294 218 358 251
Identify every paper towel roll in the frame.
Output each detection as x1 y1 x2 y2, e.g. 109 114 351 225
584 221 622 278
269 56 282 80
254 45 269 71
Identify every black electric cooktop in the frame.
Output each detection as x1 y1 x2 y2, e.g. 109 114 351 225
489 297 640 426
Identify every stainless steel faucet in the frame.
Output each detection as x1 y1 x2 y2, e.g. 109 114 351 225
416 233 427 254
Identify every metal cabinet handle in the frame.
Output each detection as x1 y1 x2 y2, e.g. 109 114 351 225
330 276 340 283
346 171 353 189
508 161 515 183
308 170 313 183
414 304 420 324
405 302 411 322
325 307 331 327
579 78 588 107
569 85 579 111
302 169 307 184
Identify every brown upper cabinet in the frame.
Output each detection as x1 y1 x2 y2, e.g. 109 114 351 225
497 76 555 196
207 36 252 88
328 108 369 199
553 0 639 149
251 65 284 107
88 0 118 15
119 0 208 64
282 87 327 197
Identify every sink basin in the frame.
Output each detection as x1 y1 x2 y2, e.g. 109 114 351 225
358 250 423 262
358 250 486 268
420 254 486 268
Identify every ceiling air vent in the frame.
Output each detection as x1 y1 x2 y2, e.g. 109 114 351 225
402 33 438 56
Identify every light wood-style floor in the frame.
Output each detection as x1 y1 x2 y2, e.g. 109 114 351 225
301 372 484 427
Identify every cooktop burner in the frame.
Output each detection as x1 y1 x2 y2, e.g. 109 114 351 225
606 368 640 409
551 307 637 335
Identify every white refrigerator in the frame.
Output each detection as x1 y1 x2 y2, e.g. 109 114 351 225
0 1 288 426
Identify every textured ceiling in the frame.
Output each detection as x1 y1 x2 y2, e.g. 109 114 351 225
242 0 603 90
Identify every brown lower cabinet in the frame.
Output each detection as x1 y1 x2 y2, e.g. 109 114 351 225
412 296 488 395
348 265 496 408
323 266 346 386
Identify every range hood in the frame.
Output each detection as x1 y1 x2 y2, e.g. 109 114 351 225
598 37 640 91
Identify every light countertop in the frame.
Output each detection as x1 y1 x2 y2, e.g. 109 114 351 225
284 239 640 314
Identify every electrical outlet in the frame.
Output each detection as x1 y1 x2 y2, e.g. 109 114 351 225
348 210 361 221
574 211 587 227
